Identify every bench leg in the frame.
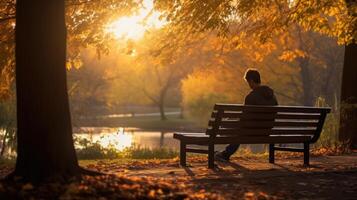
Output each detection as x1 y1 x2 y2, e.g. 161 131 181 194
208 143 215 169
269 144 275 164
180 142 186 167
303 142 310 166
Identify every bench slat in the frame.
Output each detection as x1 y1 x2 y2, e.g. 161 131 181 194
214 104 330 113
212 111 322 120
209 120 318 128
207 128 272 136
173 133 311 144
206 128 316 136
211 111 276 119
274 121 319 127
276 113 321 120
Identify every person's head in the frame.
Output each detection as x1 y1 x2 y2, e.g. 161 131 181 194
244 68 261 89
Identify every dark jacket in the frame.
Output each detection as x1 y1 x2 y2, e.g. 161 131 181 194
244 85 278 106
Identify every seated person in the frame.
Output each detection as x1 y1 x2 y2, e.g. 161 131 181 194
215 68 278 162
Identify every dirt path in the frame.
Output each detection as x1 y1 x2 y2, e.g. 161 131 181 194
86 154 357 199
2 154 357 199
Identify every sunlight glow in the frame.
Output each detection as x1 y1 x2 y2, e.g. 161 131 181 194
106 0 165 40
98 128 133 151
76 128 133 151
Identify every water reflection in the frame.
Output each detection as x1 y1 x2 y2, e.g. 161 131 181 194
74 127 178 151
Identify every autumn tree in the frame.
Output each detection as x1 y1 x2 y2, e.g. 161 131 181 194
135 31 195 120
104 29 199 120
155 0 357 148
0 0 138 98
67 49 111 123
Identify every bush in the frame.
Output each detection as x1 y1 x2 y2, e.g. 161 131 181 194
76 143 114 160
75 137 178 160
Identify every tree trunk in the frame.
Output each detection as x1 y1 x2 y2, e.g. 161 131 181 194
339 43 357 149
158 100 167 120
13 0 80 181
298 57 314 106
158 86 169 121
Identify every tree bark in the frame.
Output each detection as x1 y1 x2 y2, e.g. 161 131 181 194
298 57 314 106
339 43 357 149
13 0 80 181
339 0 357 149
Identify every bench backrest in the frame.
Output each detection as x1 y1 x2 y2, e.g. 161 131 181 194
206 104 331 143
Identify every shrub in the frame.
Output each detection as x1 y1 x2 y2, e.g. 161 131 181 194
74 137 178 160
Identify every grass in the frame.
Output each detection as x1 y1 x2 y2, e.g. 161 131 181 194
129 147 178 159
75 142 180 160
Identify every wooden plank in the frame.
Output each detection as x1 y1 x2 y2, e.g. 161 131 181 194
214 104 331 113
211 112 321 121
173 133 312 144
276 113 321 120
174 132 208 138
212 135 312 144
210 120 274 128
214 112 276 120
174 133 210 144
207 128 316 136
272 128 316 135
239 113 276 120
274 121 319 127
208 120 318 129
207 128 272 136
209 119 270 127
213 112 323 121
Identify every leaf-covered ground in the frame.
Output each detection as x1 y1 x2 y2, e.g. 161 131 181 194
1 153 357 199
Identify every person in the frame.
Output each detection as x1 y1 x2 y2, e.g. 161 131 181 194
215 68 278 162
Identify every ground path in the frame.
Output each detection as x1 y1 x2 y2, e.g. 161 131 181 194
84 154 357 199
1 154 357 199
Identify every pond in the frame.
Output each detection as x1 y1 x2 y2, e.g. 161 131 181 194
74 127 178 151
74 127 268 153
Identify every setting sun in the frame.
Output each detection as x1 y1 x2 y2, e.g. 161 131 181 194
106 0 165 40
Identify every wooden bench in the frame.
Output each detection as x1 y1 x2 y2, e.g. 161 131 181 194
174 104 331 168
